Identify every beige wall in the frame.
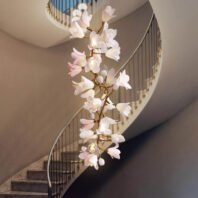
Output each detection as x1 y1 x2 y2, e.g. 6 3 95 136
0 3 152 183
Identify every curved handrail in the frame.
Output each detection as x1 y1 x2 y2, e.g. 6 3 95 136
115 14 154 76
47 13 155 188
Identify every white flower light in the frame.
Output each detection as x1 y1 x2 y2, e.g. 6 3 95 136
104 97 115 112
80 128 95 139
99 158 105 166
69 21 85 38
80 89 95 98
72 76 94 95
71 48 87 67
96 75 104 84
106 68 116 86
79 10 92 29
68 62 82 77
79 147 99 170
72 9 82 17
86 54 102 73
102 23 117 48
89 31 107 52
80 119 95 130
68 5 132 169
97 117 116 135
115 70 132 90
107 146 121 159
116 103 131 117
84 97 103 113
111 134 125 144
105 46 120 61
102 6 116 22
78 3 88 11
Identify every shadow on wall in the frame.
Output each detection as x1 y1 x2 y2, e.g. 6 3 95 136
65 127 159 198
66 98 198 198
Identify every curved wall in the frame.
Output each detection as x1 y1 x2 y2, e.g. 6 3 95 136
126 0 198 139
0 3 152 183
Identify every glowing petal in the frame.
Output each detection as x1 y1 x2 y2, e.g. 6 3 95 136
102 6 116 22
116 103 131 117
107 146 121 159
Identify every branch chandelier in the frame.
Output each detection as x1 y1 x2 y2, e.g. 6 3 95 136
47 1 132 170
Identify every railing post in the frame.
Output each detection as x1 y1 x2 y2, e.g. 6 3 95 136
48 186 53 198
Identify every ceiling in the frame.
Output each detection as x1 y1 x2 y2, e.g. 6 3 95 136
0 0 147 48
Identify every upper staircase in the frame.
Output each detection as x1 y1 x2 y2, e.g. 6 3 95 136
0 4 162 198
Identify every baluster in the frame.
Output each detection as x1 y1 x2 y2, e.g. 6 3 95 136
150 24 153 83
61 133 63 190
154 18 157 73
52 151 55 196
141 41 146 98
145 33 149 92
129 60 133 114
147 30 150 85
74 116 77 173
65 128 69 184
72 118 75 174
57 0 59 20
63 0 65 25
59 0 61 22
55 148 57 197
155 18 157 71
152 22 154 79
133 54 137 109
68 123 71 182
50 153 53 196
69 0 71 27
55 139 60 194
62 0 64 23
55 0 56 19
138 47 142 103
76 112 80 170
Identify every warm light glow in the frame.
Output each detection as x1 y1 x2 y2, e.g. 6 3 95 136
88 143 97 153
90 37 98 48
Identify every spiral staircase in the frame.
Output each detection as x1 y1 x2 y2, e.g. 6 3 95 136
0 1 162 198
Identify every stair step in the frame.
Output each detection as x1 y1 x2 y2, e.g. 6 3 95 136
0 191 48 198
27 170 74 181
43 160 81 170
61 151 79 161
11 180 62 193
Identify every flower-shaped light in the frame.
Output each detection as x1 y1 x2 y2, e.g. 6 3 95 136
67 4 132 170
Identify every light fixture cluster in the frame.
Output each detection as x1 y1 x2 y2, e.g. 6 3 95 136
68 3 132 170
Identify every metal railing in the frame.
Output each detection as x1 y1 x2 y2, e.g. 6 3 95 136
46 0 104 28
47 14 161 198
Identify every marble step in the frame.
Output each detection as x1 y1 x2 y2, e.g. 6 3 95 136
60 151 79 161
27 170 74 181
43 160 81 170
0 191 48 198
11 180 62 193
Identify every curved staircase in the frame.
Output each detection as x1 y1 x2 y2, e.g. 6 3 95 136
0 8 162 198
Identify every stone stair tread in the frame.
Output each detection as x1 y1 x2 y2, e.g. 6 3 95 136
0 191 48 195
11 179 62 185
43 160 81 170
11 179 64 193
27 169 73 181
0 191 48 198
27 169 73 174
